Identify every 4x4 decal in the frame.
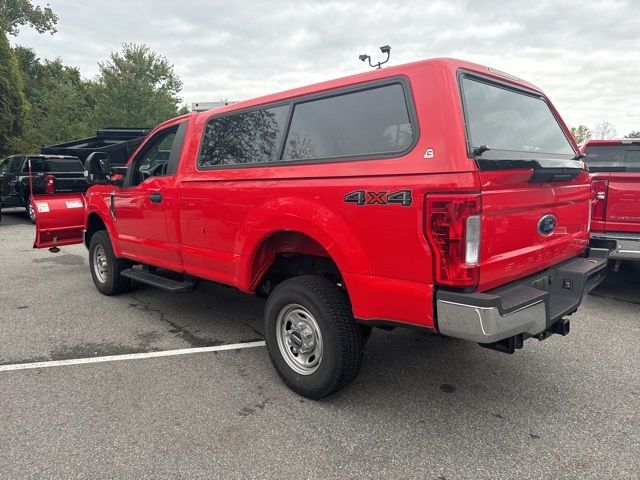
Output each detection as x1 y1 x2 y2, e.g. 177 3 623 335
344 190 412 206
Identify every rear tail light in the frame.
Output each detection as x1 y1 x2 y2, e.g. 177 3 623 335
591 179 608 222
425 194 481 287
465 215 481 265
45 174 55 194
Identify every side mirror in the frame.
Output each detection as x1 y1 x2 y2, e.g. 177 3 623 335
109 166 128 187
84 152 111 185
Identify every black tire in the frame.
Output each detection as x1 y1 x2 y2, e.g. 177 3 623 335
264 275 365 399
89 230 131 295
25 195 36 224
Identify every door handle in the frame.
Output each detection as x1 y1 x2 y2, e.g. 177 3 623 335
109 191 116 219
148 192 163 203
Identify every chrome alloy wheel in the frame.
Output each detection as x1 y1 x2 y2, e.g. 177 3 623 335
276 304 323 375
93 245 109 283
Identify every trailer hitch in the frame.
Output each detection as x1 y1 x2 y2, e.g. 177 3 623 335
479 318 571 354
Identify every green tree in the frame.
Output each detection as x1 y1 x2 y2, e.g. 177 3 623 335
0 32 25 155
93 43 183 128
0 1 58 155
14 46 96 151
0 0 58 35
570 125 591 144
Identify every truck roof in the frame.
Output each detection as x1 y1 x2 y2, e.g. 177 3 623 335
192 58 544 121
152 57 546 135
583 138 640 147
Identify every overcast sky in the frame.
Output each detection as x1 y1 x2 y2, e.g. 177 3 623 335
12 0 640 135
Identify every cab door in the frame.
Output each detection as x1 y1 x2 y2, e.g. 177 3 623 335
113 121 187 271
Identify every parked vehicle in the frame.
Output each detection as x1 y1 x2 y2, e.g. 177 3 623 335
582 138 640 263
31 58 608 398
0 154 86 223
41 128 151 165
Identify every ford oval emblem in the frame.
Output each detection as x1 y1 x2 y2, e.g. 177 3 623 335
538 214 557 236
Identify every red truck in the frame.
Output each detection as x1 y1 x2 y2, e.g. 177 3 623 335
32 58 607 398
582 138 640 262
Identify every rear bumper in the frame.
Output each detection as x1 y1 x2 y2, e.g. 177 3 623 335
590 232 640 260
435 248 608 344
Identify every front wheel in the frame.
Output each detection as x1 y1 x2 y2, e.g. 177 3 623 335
89 230 131 295
26 196 36 224
264 275 365 399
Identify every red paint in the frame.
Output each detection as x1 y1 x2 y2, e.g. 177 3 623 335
34 58 591 330
477 169 590 290
32 193 85 248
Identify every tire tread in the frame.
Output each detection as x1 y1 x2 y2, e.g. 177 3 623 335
265 275 364 399
89 230 131 295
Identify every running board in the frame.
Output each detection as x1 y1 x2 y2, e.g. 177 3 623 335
121 268 196 292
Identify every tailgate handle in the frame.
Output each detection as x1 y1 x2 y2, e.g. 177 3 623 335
528 168 581 183
148 192 163 203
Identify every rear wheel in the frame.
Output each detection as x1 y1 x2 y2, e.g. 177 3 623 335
264 275 365 399
89 230 131 295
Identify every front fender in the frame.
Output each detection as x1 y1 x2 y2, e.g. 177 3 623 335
85 190 120 256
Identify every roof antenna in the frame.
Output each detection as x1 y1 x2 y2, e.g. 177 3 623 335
359 45 391 69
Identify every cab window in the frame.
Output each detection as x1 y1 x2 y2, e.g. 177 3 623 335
9 156 24 173
461 76 574 158
584 144 640 172
129 127 177 186
0 157 12 175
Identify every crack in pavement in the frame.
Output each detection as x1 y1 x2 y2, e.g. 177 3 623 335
237 319 264 339
129 295 223 348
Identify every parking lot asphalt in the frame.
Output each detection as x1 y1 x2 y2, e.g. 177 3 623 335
1 208 639 479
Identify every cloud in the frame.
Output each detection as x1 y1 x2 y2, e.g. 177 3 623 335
13 0 640 134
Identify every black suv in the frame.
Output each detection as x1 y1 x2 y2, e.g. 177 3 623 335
0 155 86 223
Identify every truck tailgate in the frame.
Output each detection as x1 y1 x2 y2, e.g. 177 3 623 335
54 172 88 193
478 169 590 291
605 173 640 233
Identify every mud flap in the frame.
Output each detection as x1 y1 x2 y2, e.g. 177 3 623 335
32 193 86 249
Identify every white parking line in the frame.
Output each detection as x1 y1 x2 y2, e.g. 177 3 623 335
0 341 266 372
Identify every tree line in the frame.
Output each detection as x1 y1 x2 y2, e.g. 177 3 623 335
571 123 640 144
0 0 186 157
1 1 637 158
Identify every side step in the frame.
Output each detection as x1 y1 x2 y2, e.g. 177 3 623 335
121 268 196 292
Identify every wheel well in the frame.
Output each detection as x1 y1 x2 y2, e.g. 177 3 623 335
251 232 341 297
85 213 107 248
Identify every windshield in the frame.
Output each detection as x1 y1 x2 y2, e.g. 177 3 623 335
461 76 575 158
584 145 640 172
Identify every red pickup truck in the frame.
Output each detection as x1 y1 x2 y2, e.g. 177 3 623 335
32 58 607 398
582 138 640 262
